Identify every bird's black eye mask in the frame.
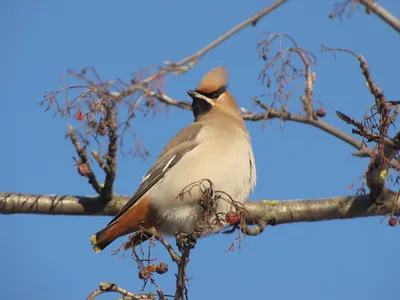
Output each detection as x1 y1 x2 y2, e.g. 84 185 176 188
195 85 227 100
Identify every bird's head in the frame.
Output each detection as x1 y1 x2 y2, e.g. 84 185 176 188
187 67 241 121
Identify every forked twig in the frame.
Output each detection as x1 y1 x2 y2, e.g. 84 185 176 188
67 125 102 194
87 282 152 300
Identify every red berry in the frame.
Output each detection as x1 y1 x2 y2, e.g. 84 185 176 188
75 111 85 121
225 211 239 224
388 218 397 227
316 108 326 118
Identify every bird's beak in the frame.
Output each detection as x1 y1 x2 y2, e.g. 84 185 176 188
186 90 198 98
186 90 214 105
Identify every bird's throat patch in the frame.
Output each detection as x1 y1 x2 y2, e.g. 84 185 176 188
192 98 212 120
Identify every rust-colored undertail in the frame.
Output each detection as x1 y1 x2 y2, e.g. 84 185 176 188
90 195 154 252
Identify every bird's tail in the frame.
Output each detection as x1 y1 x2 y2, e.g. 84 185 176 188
90 223 120 253
90 197 154 252
91 224 154 253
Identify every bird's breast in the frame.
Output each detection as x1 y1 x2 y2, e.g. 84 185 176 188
149 128 256 235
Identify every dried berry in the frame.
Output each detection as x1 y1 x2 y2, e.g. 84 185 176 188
225 211 239 224
77 163 89 177
316 108 326 118
97 120 107 136
138 268 151 280
156 262 168 274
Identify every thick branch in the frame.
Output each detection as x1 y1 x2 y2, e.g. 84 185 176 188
244 191 399 227
101 105 118 202
2 192 399 225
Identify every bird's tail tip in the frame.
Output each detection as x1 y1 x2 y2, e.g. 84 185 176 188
90 234 103 253
90 226 116 253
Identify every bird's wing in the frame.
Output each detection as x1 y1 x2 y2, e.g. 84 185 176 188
107 122 202 226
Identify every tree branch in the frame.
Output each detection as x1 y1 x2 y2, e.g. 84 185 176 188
113 0 289 101
87 282 152 300
2 191 399 226
359 0 400 34
244 104 400 169
117 78 400 171
128 85 400 172
101 104 118 202
244 191 399 227
68 125 102 194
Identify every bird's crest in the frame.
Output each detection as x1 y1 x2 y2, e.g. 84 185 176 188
196 66 228 94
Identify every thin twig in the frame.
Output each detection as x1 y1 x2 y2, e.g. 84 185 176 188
252 100 363 149
115 0 289 100
139 228 181 264
256 33 317 112
335 110 396 147
67 125 102 194
322 46 400 198
176 251 190 300
137 87 191 110
87 282 151 300
247 106 400 170
91 150 111 173
290 47 314 119
390 105 400 123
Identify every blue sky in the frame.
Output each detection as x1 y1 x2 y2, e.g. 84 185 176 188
2 1 400 299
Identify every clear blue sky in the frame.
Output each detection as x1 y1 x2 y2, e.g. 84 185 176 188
2 1 400 299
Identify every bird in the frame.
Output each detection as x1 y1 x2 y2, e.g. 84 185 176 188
90 66 257 252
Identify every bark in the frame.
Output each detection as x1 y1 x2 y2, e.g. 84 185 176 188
1 191 398 228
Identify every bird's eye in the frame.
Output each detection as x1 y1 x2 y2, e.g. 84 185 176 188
209 86 227 99
195 85 227 100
